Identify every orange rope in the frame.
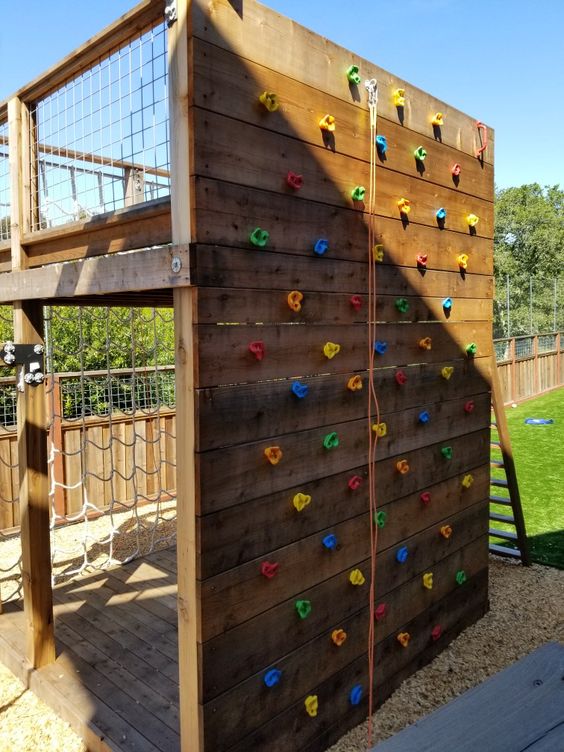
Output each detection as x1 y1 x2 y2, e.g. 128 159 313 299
475 121 488 159
365 79 380 749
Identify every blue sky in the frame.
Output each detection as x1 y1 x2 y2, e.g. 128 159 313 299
1 0 563 189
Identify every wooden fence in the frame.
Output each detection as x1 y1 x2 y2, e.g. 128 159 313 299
494 332 563 404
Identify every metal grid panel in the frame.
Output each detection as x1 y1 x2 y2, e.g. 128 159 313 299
0 121 10 241
30 21 170 231
515 336 534 359
538 334 556 354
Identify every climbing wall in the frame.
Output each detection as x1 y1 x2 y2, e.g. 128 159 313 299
187 1 493 750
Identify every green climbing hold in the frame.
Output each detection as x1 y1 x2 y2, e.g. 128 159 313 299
395 297 409 313
455 570 467 586
414 146 427 161
249 227 270 247
323 432 340 450
351 186 366 202
346 64 361 85
375 510 387 528
295 599 312 619
466 342 478 357
441 446 453 460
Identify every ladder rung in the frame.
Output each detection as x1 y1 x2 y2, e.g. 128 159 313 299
489 511 515 524
489 543 521 559
490 460 505 468
490 441 501 448
489 527 518 541
490 495 512 505
490 478 509 488
491 422 497 428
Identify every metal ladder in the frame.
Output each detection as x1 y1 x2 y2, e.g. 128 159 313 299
489 355 531 565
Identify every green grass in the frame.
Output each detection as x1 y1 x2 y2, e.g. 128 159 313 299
492 387 564 569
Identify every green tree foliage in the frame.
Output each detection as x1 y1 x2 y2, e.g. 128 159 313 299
494 184 564 337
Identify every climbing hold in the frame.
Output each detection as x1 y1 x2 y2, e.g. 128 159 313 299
349 685 363 706
466 213 480 227
375 510 387 528
393 88 406 107
436 207 447 221
347 64 362 85
397 197 411 215
350 295 362 311
442 297 453 311
395 369 407 385
260 561 279 579
432 112 444 126
372 422 387 438
331 629 347 646
249 341 265 360
457 253 469 270
349 568 366 586
396 546 409 563
319 114 336 131
466 342 477 357
249 227 270 247
314 238 329 256
441 366 454 380
396 459 410 475
287 171 304 190
259 91 279 112
347 375 363 392
461 473 474 489
374 340 387 355
305 695 319 717
420 491 431 505
376 135 388 154
418 410 430 424
451 163 462 176
416 253 428 268
287 290 304 312
295 599 312 619
322 533 338 550
475 120 488 158
397 631 410 648
431 624 443 641
264 446 283 465
423 572 434 590
348 475 363 491
293 492 312 511
291 381 309 399
414 146 427 161
323 342 341 359
351 185 366 202
464 399 475 413
323 432 340 450
440 524 453 539
419 337 432 350
264 668 282 687
441 446 453 460
455 569 467 586
374 603 388 621
373 244 384 262
395 297 410 313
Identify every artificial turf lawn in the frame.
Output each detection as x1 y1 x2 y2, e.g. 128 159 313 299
492 387 564 569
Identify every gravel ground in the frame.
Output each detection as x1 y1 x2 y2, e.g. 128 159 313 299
0 556 562 751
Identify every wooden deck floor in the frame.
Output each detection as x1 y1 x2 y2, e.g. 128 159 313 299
0 547 180 752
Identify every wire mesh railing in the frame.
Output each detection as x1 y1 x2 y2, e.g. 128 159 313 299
0 121 10 242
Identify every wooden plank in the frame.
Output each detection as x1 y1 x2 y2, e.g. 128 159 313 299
190 0 494 163
201 533 489 700
191 40 494 201
192 109 494 236
0 243 189 304
195 321 493 388
196 358 492 451
191 246 493 298
193 178 494 273
371 643 564 752
200 500 488 642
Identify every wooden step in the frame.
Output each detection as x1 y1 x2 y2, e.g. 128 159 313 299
490 478 509 488
489 511 515 524
490 441 501 448
490 460 504 469
489 527 518 541
489 495 512 506
489 542 521 559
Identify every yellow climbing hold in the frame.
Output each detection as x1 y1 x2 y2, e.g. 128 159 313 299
432 112 444 126
423 572 434 590
397 197 411 215
397 631 411 647
440 524 453 539
462 473 474 489
259 91 279 112
293 492 312 512
457 253 469 270
393 88 406 107
305 695 319 717
319 114 336 131
372 422 388 438
373 244 384 262
441 366 454 380
331 628 347 646
349 568 366 586
467 213 480 227
347 375 363 392
323 342 341 359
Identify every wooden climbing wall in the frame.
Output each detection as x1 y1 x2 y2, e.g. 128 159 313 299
185 1 493 749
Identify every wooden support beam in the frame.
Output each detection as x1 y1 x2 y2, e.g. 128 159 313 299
8 96 55 667
168 3 204 751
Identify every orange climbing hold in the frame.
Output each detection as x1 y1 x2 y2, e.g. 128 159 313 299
396 459 410 475
264 446 283 465
347 375 363 392
440 524 453 539
287 290 304 312
419 337 432 350
331 629 347 646
397 631 411 648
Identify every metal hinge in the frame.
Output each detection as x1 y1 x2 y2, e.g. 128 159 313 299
165 0 177 27
0 342 45 389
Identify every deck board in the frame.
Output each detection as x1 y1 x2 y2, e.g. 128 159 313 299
0 547 181 752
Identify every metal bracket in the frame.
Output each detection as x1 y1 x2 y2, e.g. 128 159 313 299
165 0 177 27
0 342 45 387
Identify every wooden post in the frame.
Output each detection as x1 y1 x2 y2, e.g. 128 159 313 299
9 96 55 667
48 375 66 518
168 3 203 751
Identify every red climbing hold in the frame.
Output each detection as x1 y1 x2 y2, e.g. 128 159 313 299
395 369 407 385
464 399 475 413
374 603 388 621
260 561 279 579
416 253 428 268
249 341 265 361
350 295 362 311
287 171 304 190
420 491 431 505
431 624 443 641
348 475 363 491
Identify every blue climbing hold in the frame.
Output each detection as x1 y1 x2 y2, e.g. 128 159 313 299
418 410 430 424
524 418 554 425
349 684 363 706
396 546 409 563
374 340 387 355
442 297 453 310
436 207 447 220
376 135 388 154
314 239 329 256
291 381 309 399
322 534 338 550
264 668 282 687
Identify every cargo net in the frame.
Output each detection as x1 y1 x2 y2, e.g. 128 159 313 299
45 305 177 584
